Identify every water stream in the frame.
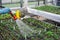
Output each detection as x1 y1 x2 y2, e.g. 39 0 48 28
16 19 34 38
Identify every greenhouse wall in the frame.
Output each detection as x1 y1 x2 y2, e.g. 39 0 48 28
2 0 20 4
56 0 60 6
45 0 60 6
28 0 36 2
2 0 36 4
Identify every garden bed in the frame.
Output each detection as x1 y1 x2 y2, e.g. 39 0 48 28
22 18 60 40
0 14 12 20
0 17 60 40
35 6 60 15
0 19 25 40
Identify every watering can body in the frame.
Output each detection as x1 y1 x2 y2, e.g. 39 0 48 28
15 10 21 19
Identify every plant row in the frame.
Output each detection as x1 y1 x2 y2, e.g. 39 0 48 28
35 6 60 15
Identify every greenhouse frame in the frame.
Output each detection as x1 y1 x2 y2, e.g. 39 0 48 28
0 0 60 40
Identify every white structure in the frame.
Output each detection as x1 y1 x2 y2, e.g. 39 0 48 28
23 0 60 23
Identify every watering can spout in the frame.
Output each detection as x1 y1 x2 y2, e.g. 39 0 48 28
9 11 17 20
10 10 21 20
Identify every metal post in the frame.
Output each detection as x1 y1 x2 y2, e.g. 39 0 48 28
0 0 2 6
52 0 54 5
43 0 46 5
37 0 40 6
43 0 45 4
11 0 12 4
20 0 24 8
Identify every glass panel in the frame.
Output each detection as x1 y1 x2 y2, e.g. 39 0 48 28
2 0 20 8
28 0 44 8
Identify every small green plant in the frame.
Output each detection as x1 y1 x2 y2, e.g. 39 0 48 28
22 18 60 40
45 31 53 37
35 6 60 15
0 13 12 20
0 19 22 40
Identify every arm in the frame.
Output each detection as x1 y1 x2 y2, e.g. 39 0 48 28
0 7 10 14
0 6 17 20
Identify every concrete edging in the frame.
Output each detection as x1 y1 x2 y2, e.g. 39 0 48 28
27 7 60 23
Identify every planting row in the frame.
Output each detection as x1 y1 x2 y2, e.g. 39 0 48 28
0 14 12 20
22 18 60 40
35 6 60 15
0 18 60 40
0 19 27 40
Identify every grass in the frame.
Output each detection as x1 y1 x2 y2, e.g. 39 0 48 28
35 6 60 15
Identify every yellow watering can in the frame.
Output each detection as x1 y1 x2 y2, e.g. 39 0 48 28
15 10 21 19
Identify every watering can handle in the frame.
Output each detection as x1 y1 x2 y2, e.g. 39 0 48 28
9 10 22 20
9 11 17 20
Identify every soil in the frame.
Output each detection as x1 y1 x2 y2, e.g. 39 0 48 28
31 15 46 21
31 15 60 26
